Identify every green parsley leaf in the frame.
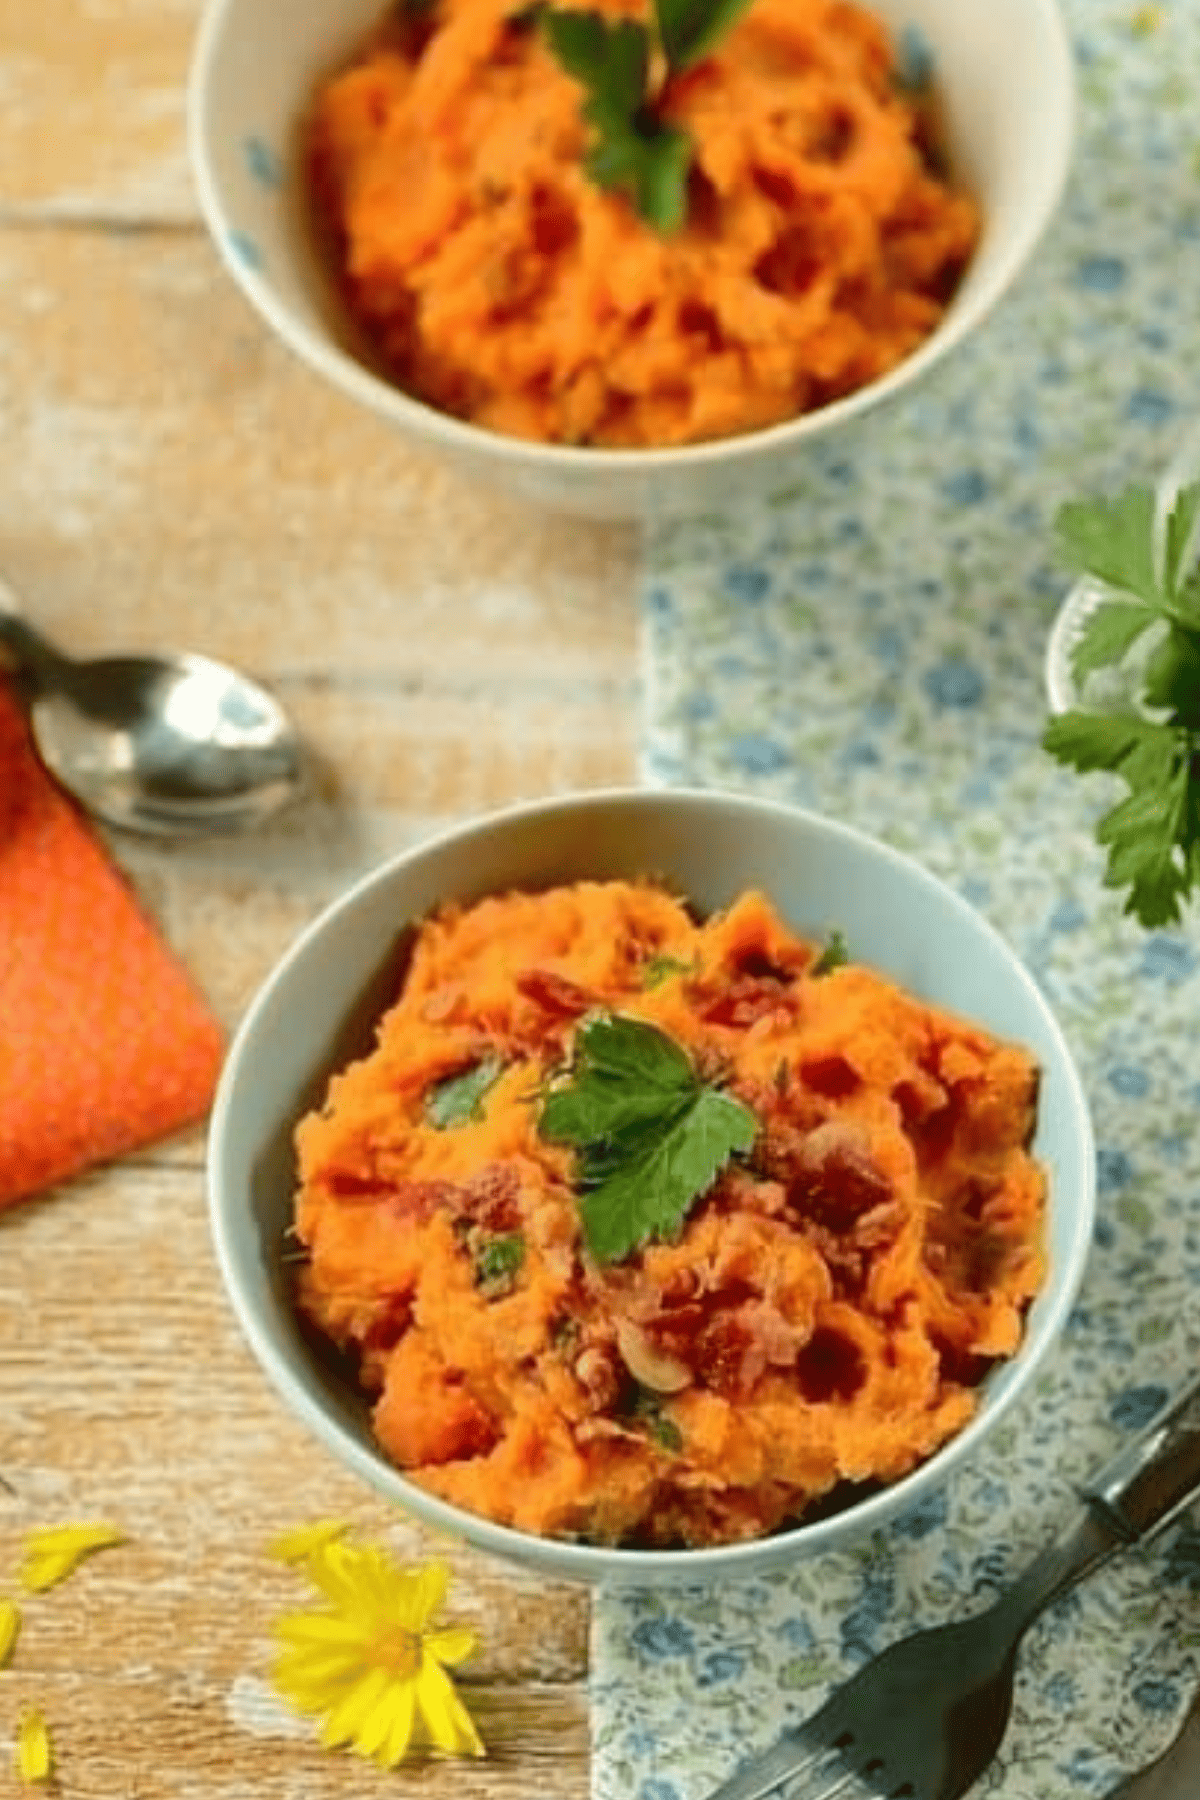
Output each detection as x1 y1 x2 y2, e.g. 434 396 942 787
473 1231 526 1290
633 1392 684 1451
1070 599 1160 686
1162 482 1200 599
1142 625 1200 718
540 0 753 231
641 952 699 988
424 1054 504 1128
586 112 692 234
542 9 648 118
1043 710 1198 927
1043 480 1200 927
656 0 756 72
539 1013 757 1262
1055 486 1158 607
541 9 692 232
540 1012 695 1141
810 928 849 976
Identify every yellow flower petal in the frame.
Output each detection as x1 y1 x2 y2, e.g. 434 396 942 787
20 1524 123 1593
0 1599 21 1668
273 1648 364 1705
267 1520 351 1565
320 1665 390 1752
15 1709 52 1784
275 1611 367 1648
304 1542 374 1614
353 1679 402 1761
405 1560 451 1632
268 1542 484 1764
377 1682 418 1768
425 1624 477 1668
415 1657 485 1758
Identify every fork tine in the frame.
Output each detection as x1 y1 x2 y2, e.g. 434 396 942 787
700 1733 823 1800
702 1733 870 1800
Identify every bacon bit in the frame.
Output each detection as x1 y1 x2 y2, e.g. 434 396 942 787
695 1314 760 1395
740 1298 805 1367
386 1178 462 1222
574 1416 646 1445
457 1162 523 1232
851 1199 906 1251
804 1222 867 1295
516 968 595 1018
574 1346 622 1409
325 1168 391 1203
789 1120 894 1225
615 1317 692 1394
696 974 798 1029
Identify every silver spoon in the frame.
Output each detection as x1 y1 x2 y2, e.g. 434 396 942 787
0 576 304 837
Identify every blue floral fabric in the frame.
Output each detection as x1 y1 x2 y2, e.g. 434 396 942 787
592 4 1200 1797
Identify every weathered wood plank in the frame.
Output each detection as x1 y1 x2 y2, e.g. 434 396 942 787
0 1161 593 1797
0 0 204 219
0 73 640 1796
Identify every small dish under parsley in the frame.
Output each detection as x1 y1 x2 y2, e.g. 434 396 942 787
290 878 1046 1549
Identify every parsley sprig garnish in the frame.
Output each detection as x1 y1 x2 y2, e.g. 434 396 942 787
539 1013 757 1262
1042 481 1200 928
424 1055 503 1128
540 0 756 231
810 928 849 976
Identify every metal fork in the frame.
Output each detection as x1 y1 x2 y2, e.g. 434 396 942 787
703 1373 1200 1800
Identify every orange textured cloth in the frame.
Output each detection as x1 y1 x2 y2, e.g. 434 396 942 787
0 680 225 1210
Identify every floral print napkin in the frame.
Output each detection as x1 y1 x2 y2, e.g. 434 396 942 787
591 4 1200 1797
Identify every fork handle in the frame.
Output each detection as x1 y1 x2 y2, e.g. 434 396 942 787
990 1374 1200 1638
1083 1371 1200 1543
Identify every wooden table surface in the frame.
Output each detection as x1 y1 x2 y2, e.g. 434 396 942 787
0 4 640 1792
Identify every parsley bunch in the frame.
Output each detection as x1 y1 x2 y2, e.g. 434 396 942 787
540 1013 757 1262
1042 481 1200 928
540 0 756 231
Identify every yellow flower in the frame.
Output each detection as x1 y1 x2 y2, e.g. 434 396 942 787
272 1544 484 1765
20 1523 124 1593
267 1519 351 1566
0 1598 20 1667
14 1708 52 1784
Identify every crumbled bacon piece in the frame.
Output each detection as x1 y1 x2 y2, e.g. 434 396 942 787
696 974 798 1029
516 968 595 1017
787 1120 894 1226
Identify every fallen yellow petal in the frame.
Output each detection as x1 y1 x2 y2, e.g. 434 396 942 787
15 1709 52 1784
267 1520 351 1566
0 1598 20 1667
20 1524 124 1593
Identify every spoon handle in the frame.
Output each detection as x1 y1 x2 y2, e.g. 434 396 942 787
0 576 73 691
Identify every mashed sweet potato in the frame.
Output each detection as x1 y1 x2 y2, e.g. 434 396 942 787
305 0 978 446
292 880 1046 1549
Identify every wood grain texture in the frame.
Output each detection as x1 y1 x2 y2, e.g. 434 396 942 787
0 5 642 1791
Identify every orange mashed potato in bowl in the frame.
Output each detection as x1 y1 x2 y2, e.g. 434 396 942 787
292 879 1045 1550
304 0 979 447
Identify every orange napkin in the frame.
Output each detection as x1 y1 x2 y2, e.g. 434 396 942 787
0 681 225 1210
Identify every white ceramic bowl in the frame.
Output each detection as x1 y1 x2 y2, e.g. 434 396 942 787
208 788 1095 1586
188 0 1075 521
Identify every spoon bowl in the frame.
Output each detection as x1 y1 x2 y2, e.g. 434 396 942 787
0 578 305 837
